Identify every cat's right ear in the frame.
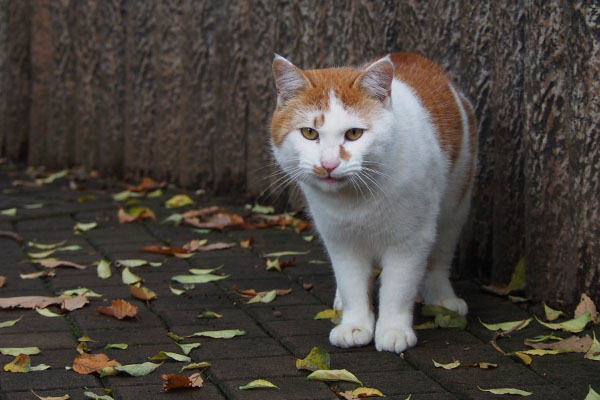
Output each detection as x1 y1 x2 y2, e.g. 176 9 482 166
272 54 310 107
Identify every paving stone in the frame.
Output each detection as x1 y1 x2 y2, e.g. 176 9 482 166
335 370 451 396
3 387 106 400
114 382 225 399
194 338 289 360
0 368 100 392
209 356 303 380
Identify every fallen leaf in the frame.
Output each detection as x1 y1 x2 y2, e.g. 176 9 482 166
512 352 533 365
1 208 17 216
295 347 330 372
314 309 343 325
113 361 162 376
182 239 209 252
575 294 599 323
0 316 22 328
510 349 564 356
183 207 247 230
240 236 254 248
352 387 386 398
176 342 201 355
97 299 138 319
149 351 191 363
126 177 166 193
139 244 188 256
36 260 87 270
118 207 156 223
535 313 591 333
83 391 114 400
171 274 229 284
479 317 532 332
72 353 121 375
97 259 112 279
414 321 438 330
0 295 88 311
422 305 467 329
509 295 530 303
166 194 195 209
306 369 362 385
463 362 498 369
169 285 186 296
508 257 526 291
0 230 23 243
477 386 532 396
543 303 566 321
162 372 204 391
168 331 186 342
481 283 511 296
121 267 143 285
77 342 89 354
27 249 57 259
525 334 592 353
162 213 184 225
188 329 246 339
251 204 275 214
74 222 98 233
248 289 277 304
130 284 157 301
31 389 70 400
117 259 149 268
28 240 67 250
584 331 600 361
20 270 56 280
4 354 49 373
302 235 315 242
197 310 222 319
147 188 163 198
586 385 600 400
35 169 69 184
180 361 211 372
61 288 102 298
303 283 313 290
0 276 6 288
432 359 461 369
0 347 41 356
263 250 310 258
104 343 128 350
525 334 564 343
35 307 63 317
239 379 279 390
195 242 236 252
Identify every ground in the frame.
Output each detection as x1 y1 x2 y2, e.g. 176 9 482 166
0 168 598 400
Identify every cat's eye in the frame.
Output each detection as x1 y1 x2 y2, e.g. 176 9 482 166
345 128 364 141
300 127 319 140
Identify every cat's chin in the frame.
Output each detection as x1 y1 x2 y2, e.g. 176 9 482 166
312 176 348 192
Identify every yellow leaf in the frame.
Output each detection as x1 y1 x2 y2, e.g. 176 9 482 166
306 369 362 385
352 387 386 397
239 379 279 390
478 386 532 396
535 313 591 333
432 359 461 369
543 302 565 321
166 194 194 209
295 347 330 372
479 317 531 331
584 331 600 361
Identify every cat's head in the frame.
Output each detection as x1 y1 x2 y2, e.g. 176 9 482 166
270 55 394 194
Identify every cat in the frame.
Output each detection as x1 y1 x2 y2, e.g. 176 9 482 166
270 53 477 353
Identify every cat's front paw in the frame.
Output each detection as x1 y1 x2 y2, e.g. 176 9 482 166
437 297 468 316
375 323 417 353
329 324 373 348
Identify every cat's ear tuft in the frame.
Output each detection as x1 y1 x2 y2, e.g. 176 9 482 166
272 55 309 107
355 55 394 103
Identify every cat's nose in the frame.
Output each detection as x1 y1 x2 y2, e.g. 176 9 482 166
321 159 340 173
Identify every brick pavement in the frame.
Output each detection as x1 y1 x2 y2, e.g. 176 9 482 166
0 169 598 399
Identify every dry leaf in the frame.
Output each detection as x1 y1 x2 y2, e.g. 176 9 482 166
0 230 23 243
139 244 188 256
130 285 157 301
72 353 121 375
97 299 138 319
0 276 5 287
575 293 599 323
36 260 87 270
118 207 156 223
240 236 253 248
181 239 208 252
126 177 166 193
481 283 511 296
31 389 70 400
0 295 88 311
525 334 593 353
162 372 204 391
195 242 235 251
238 379 279 390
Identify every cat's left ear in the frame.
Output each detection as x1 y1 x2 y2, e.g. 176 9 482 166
355 55 394 104
272 54 311 107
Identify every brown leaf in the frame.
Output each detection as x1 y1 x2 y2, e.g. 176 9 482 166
240 236 254 248
303 283 313 290
162 372 204 391
0 276 5 287
184 212 246 230
72 353 121 375
118 207 156 224
125 177 166 193
0 230 23 243
97 299 138 319
139 244 187 256
130 285 157 301
36 260 87 270
575 293 599 323
0 295 89 311
276 288 293 296
182 239 205 252
279 257 296 269
481 283 511 296
525 334 593 353
232 286 292 300
195 242 235 252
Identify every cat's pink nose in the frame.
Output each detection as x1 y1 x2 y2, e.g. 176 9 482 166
321 159 340 173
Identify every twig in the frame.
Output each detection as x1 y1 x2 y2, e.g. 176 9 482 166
489 319 527 355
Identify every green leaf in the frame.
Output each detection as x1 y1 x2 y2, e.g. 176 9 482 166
36 169 68 184
165 194 194 208
149 351 191 362
251 204 275 215
306 369 362 385
35 307 63 317
57 245 82 252
104 343 128 350
180 361 212 372
0 347 41 356
295 347 330 372
188 265 221 275
121 267 143 285
171 274 229 284
114 362 162 377
248 289 277 304
477 386 533 396
147 188 163 198
84 391 114 400
176 342 201 355
20 271 53 279
535 313 591 333
479 317 532 331
169 285 186 296
511 349 563 356
543 302 566 321
61 288 103 297
117 259 148 268
188 329 246 339
432 359 461 369
421 305 457 317
239 379 279 390
162 213 184 225
508 257 526 291
525 334 564 343
97 259 112 279
27 249 57 259
302 235 315 242
265 258 281 272
584 331 600 361
74 222 98 233
1 208 17 216
263 250 310 258
413 321 438 330
24 203 44 209
0 316 22 328
112 190 132 201
197 310 222 319
585 385 600 400
167 331 186 342
28 240 67 250
435 313 467 329
314 309 343 325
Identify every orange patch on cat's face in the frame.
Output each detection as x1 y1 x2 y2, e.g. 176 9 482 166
271 68 380 147
339 145 351 161
312 165 327 176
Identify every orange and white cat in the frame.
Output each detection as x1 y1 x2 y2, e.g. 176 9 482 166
270 53 477 353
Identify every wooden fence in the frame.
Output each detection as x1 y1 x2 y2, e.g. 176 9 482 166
1 0 598 308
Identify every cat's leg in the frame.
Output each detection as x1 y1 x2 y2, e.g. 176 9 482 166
420 204 469 316
333 288 343 311
327 244 374 348
375 248 427 353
